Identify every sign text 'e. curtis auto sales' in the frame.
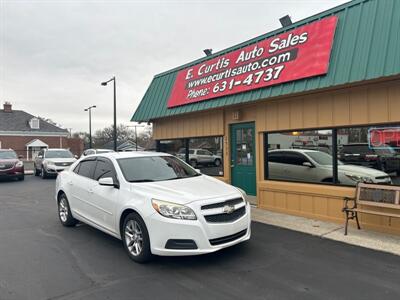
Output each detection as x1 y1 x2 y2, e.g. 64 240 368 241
167 16 338 108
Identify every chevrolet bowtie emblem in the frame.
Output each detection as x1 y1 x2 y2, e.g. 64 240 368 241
223 205 235 214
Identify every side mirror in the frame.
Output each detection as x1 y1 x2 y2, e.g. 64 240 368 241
38 155 43 159
302 162 314 168
195 168 201 173
74 155 78 159
18 155 24 159
99 177 115 187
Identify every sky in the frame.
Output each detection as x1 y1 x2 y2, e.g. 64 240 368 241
0 0 349 134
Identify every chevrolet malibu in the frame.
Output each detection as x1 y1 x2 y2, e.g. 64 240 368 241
55 152 251 263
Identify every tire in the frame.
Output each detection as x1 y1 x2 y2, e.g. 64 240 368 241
189 159 197 168
34 165 40 176
18 175 24 181
57 194 78 227
41 166 48 179
122 212 153 263
321 178 333 183
214 158 221 167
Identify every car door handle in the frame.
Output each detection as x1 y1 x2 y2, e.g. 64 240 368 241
88 189 94 194
67 181 73 186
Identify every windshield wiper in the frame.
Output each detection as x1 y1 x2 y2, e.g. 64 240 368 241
128 179 155 182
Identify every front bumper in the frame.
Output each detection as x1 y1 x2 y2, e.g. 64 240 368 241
44 165 69 174
146 202 251 256
0 167 24 178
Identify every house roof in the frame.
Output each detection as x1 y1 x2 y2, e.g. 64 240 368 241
132 0 400 122
0 109 69 134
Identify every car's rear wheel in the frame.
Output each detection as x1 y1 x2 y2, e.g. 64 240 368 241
58 194 78 227
122 212 152 263
189 159 197 167
214 158 221 167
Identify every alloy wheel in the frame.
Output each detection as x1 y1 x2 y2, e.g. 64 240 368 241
59 198 68 223
124 220 143 256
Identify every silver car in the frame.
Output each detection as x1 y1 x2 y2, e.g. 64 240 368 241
268 149 392 186
177 148 222 167
34 149 77 179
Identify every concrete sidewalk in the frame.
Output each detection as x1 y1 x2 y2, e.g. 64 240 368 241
251 206 400 256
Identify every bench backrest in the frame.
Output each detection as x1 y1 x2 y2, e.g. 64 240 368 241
356 183 400 209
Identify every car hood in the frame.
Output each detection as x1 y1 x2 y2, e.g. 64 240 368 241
44 158 76 163
338 164 389 177
129 175 241 205
0 159 18 164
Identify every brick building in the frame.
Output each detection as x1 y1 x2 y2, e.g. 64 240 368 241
0 102 83 159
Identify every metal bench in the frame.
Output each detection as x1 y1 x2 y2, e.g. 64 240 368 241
342 183 400 235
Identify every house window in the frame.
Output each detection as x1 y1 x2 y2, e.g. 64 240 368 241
29 118 40 129
264 125 400 186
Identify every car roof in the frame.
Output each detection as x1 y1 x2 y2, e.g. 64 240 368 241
269 149 319 154
0 149 15 152
94 151 172 159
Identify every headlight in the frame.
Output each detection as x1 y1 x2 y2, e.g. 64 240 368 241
15 161 23 168
151 199 197 220
345 173 373 183
44 160 55 166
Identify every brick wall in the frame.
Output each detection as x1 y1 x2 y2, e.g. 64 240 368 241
0 135 84 159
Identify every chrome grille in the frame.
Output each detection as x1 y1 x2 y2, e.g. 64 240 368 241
201 197 246 223
0 163 14 170
201 197 243 210
54 162 72 167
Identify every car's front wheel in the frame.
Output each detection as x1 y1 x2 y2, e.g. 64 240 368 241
41 166 48 179
214 158 221 167
58 194 78 227
122 212 152 263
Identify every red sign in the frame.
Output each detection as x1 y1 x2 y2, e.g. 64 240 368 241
167 16 338 108
369 127 400 149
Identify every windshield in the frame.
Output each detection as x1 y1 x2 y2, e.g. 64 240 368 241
306 151 343 166
117 156 200 182
45 150 74 159
0 151 17 159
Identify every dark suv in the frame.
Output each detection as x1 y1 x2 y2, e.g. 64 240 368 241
0 149 24 181
339 143 400 174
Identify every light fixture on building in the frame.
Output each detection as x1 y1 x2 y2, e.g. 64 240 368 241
279 15 292 27
203 49 213 56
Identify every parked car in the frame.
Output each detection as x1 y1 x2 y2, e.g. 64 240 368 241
0 149 24 181
268 149 392 186
34 149 77 179
338 143 400 174
177 148 222 167
81 148 114 157
55 152 250 263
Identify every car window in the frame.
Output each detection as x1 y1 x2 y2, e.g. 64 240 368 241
0 151 17 159
189 150 194 154
268 152 287 163
45 150 74 158
197 150 207 155
76 160 97 179
93 158 116 181
285 153 308 166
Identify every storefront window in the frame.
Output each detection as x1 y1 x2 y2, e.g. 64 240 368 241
266 130 333 184
189 137 224 176
158 137 224 176
158 139 185 159
337 125 400 186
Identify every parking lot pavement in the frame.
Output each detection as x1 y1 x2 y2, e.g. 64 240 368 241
0 176 400 300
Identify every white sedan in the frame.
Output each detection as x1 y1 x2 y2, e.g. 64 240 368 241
55 152 251 263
